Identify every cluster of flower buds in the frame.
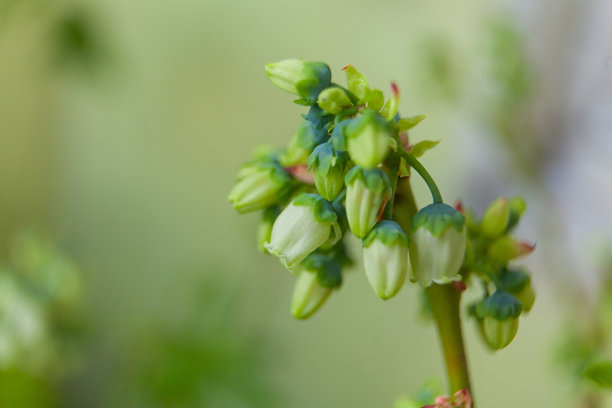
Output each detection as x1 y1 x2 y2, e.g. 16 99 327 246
461 197 536 350
229 59 468 318
229 59 533 324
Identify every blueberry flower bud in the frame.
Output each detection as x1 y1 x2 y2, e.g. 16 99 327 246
265 193 341 271
344 166 391 238
481 197 510 238
506 196 527 231
308 143 349 201
362 220 410 300
228 162 292 213
345 109 394 169
291 254 342 319
317 87 352 114
280 121 329 167
409 203 466 287
476 291 522 350
265 59 332 105
499 267 535 312
487 236 535 263
257 207 280 253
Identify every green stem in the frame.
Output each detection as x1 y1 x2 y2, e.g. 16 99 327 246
401 151 443 203
425 284 472 395
393 177 473 402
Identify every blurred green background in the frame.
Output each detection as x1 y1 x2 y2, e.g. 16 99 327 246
2 0 612 406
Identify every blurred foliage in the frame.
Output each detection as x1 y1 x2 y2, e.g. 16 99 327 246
0 228 84 407
554 255 612 406
482 18 539 177
123 275 280 408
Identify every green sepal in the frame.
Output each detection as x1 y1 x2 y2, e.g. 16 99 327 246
330 119 352 151
308 143 349 175
477 291 522 321
412 203 465 236
362 220 409 248
343 65 370 102
397 114 426 131
301 105 334 129
295 62 332 105
303 253 342 288
345 166 391 194
498 267 530 293
293 193 338 224
411 140 440 158
293 99 311 106
367 89 384 111
295 121 329 150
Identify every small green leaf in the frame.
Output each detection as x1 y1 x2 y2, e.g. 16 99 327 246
343 65 370 103
410 140 440 157
397 114 426 131
366 89 384 111
583 360 612 388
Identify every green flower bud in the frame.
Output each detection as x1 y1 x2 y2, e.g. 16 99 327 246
409 203 466 287
317 87 352 114
506 196 527 231
499 268 535 312
257 207 281 253
487 236 534 263
228 162 292 213
476 291 522 350
362 220 410 300
308 143 349 201
481 197 510 238
265 59 331 105
291 254 342 319
265 194 341 271
344 166 391 238
280 121 329 167
345 109 394 169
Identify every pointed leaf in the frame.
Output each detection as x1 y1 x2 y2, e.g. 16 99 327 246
410 140 440 157
397 114 426 131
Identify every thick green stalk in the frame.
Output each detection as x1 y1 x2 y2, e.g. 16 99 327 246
393 177 473 401
425 284 472 394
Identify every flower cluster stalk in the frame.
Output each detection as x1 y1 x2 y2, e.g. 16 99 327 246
394 177 473 402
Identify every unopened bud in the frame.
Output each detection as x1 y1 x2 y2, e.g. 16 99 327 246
265 59 331 104
506 196 527 230
481 197 510 238
317 87 352 114
499 268 535 312
409 203 466 287
345 166 391 238
345 109 394 169
476 291 522 350
228 162 292 213
291 254 341 319
363 220 410 300
265 194 340 271
308 142 349 201
487 237 535 263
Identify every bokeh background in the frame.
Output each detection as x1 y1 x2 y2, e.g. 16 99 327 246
1 0 612 406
